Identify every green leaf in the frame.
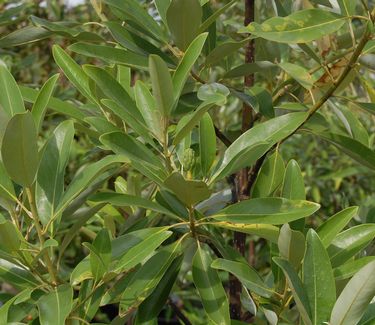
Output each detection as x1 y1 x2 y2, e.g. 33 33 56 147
273 258 312 325
278 224 305 270
1 112 39 187
279 62 314 90
120 241 182 316
154 0 171 25
0 26 52 48
199 113 216 176
164 172 211 206
0 161 15 203
317 206 358 247
31 74 59 133
52 45 94 102
0 259 39 288
167 0 203 51
69 43 148 69
137 255 183 322
192 244 230 325
173 33 208 102
303 230 336 325
149 55 174 117
240 9 346 43
0 219 23 254
251 151 285 198
328 224 375 267
205 38 249 67
113 229 172 273
36 121 74 225
89 229 112 281
104 0 167 43
209 222 279 243
330 261 375 325
212 112 308 181
211 197 319 224
37 284 73 325
173 98 220 145
333 257 375 281
337 0 356 16
0 63 25 117
90 192 179 219
223 61 278 79
83 65 144 123
211 258 274 298
70 258 92 285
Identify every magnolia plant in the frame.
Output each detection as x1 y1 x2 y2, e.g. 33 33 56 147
0 0 375 324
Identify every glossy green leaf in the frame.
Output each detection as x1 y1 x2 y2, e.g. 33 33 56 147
212 112 308 181
174 98 220 145
1 112 38 187
90 229 111 281
31 74 59 133
36 121 74 225
205 38 249 67
114 230 172 273
167 0 202 50
317 206 358 247
330 261 375 325
252 151 285 198
154 0 171 25
52 45 94 102
303 230 336 325
69 43 148 69
211 197 319 224
240 9 346 43
279 62 314 90
328 224 375 267
273 258 312 325
164 172 211 206
192 244 230 325
0 219 23 254
70 258 92 285
137 255 182 322
149 55 174 117
0 259 39 288
173 33 208 102
224 61 278 79
278 224 305 269
0 63 25 117
37 284 73 325
0 161 15 203
333 257 375 281
0 26 52 48
119 241 182 316
83 65 143 122
338 0 356 16
211 258 274 298
199 113 216 176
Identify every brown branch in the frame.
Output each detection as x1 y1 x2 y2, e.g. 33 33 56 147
215 126 232 147
168 300 192 325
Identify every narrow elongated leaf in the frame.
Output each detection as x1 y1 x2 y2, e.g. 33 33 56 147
303 230 336 325
212 112 308 180
90 229 111 281
224 61 278 79
211 258 274 298
278 224 305 269
273 258 312 325
32 74 59 133
1 112 38 187
317 206 358 247
36 121 74 225
328 224 375 267
37 284 73 325
0 219 23 253
69 43 148 69
279 62 314 90
0 63 25 117
154 0 171 25
252 151 285 198
83 65 143 122
52 45 94 102
173 33 208 101
0 259 39 288
192 244 230 325
113 230 172 272
205 38 249 67
149 55 174 117
211 197 320 224
120 241 182 316
199 113 216 176
167 0 202 50
137 255 183 322
333 257 375 281
330 261 375 325
240 9 346 43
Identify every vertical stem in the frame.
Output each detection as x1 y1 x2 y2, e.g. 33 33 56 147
188 206 196 238
230 0 255 320
25 187 57 285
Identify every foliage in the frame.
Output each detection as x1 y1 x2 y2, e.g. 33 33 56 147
0 0 374 324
